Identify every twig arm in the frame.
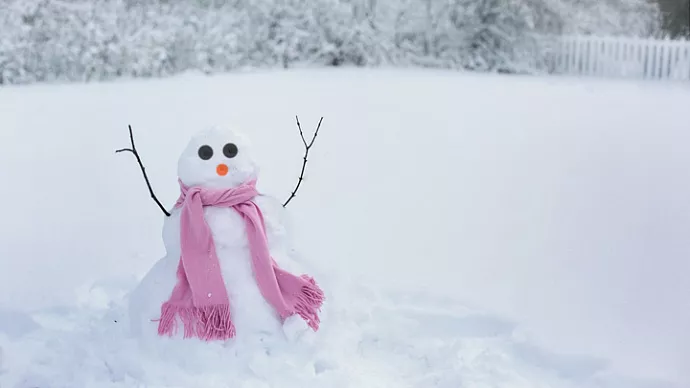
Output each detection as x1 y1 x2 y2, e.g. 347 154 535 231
116 125 171 217
283 116 323 207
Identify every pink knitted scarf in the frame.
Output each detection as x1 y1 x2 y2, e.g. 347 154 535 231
156 179 324 341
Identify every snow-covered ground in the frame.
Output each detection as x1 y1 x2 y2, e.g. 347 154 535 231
0 68 688 387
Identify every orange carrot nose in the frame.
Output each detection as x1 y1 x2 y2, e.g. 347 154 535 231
216 164 229 176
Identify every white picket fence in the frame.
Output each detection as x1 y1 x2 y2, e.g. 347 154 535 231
544 35 690 81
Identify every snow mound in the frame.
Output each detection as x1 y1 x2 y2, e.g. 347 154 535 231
0 275 673 388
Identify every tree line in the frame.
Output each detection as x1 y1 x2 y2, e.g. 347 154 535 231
0 0 663 85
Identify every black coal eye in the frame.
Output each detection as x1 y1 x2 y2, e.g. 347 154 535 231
223 143 238 158
198 145 213 160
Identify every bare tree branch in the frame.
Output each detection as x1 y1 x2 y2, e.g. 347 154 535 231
283 116 323 207
116 125 171 217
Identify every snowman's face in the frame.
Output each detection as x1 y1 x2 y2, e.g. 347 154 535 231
177 126 258 189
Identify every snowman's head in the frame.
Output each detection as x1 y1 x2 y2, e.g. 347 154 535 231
177 126 258 189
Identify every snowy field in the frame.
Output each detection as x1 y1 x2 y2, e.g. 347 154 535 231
0 68 688 387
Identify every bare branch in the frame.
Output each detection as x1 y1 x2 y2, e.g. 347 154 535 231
296 116 309 148
307 117 323 148
283 116 324 207
116 125 171 217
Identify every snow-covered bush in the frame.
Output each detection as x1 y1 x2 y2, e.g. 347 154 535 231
0 0 662 85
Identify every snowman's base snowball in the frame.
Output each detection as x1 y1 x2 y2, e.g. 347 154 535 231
130 311 323 370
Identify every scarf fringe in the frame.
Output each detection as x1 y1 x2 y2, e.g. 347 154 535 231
157 302 236 341
293 275 325 330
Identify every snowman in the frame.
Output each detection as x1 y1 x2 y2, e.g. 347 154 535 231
127 126 324 348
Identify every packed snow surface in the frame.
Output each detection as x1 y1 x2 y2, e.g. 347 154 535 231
0 68 688 387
